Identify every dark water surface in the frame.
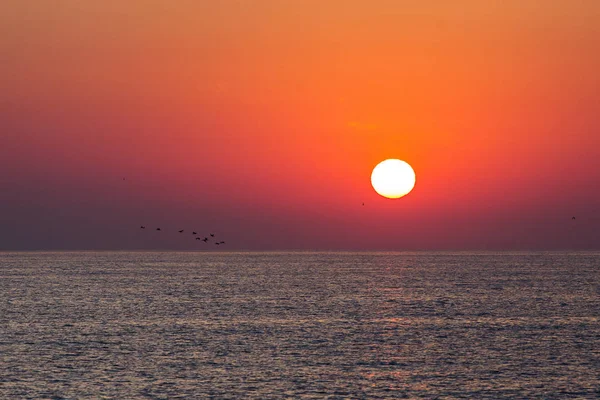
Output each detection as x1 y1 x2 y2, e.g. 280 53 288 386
1 251 599 399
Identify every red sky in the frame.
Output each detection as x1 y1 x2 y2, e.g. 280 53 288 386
1 1 599 250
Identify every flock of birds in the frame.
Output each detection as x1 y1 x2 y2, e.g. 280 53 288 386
121 179 228 247
139 226 226 246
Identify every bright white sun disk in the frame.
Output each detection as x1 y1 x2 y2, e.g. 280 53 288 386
371 159 416 199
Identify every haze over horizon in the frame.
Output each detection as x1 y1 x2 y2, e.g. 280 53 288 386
2 1 599 250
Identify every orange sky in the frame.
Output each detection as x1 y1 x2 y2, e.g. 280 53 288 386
1 1 599 250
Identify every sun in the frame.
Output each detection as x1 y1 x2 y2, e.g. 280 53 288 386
371 159 416 199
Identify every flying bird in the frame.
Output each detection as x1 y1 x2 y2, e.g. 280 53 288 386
210 233 215 237
140 226 146 229
196 237 201 240
202 237 208 242
192 231 197 235
156 228 161 231
219 241 225 244
179 230 184 233
215 242 220 245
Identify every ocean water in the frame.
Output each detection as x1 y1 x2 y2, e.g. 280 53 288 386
1 251 599 399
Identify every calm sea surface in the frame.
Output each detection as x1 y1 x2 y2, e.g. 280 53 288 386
1 251 599 399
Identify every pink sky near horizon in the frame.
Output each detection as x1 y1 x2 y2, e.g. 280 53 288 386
1 1 599 250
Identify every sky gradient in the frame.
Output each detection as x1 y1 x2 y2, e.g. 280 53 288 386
1 1 599 250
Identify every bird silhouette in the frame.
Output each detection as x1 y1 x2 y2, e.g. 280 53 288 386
192 231 197 235
210 233 215 237
156 228 161 231
195 237 201 240
219 241 225 244
215 242 220 245
572 216 576 220
140 226 146 229
202 237 208 242
362 202 364 206
179 230 184 233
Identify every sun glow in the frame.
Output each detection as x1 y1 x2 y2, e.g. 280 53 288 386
371 159 416 199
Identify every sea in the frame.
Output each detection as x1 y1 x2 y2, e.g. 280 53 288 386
1 251 599 399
